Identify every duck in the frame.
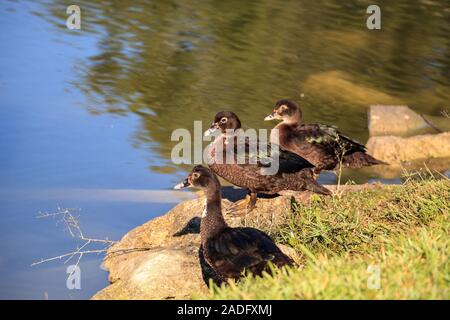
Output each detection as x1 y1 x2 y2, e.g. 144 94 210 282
174 165 294 280
264 99 386 173
203 111 331 214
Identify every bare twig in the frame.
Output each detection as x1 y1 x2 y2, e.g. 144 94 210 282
31 249 108 267
441 109 449 119
32 207 158 279
334 137 350 197
420 114 442 133
32 207 116 275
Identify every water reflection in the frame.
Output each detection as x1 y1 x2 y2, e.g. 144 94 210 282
37 0 450 176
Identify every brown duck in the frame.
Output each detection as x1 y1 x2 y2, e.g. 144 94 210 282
204 111 331 214
174 165 294 280
265 100 386 173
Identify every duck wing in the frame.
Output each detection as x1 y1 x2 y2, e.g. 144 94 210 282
280 124 367 170
229 136 315 174
315 124 366 152
314 125 387 168
270 144 315 174
205 227 293 278
208 135 325 193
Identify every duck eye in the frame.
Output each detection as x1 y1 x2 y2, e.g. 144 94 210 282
192 172 200 179
220 117 228 123
280 105 288 111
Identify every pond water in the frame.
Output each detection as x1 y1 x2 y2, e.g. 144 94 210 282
0 0 449 299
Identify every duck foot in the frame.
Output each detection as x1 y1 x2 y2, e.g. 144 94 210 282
225 192 257 217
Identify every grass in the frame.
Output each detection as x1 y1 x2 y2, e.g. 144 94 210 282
197 177 450 299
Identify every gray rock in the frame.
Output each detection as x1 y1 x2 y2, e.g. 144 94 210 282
366 132 450 164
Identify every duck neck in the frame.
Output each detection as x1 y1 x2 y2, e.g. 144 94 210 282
282 111 301 125
200 180 227 241
272 114 300 142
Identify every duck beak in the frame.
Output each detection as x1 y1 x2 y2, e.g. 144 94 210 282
204 123 219 137
174 178 191 190
264 112 276 121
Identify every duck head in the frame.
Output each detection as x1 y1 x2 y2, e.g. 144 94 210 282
174 165 219 190
204 111 242 136
264 100 302 124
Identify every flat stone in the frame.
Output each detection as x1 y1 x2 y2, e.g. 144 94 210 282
366 132 450 164
368 105 435 136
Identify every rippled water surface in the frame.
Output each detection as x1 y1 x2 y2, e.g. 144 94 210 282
0 0 449 299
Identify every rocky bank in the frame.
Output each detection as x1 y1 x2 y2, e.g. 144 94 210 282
91 184 384 300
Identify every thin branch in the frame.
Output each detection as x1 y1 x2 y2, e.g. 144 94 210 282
441 109 449 119
32 207 157 283
32 208 117 272
420 114 442 133
64 240 92 265
31 249 108 267
334 136 350 197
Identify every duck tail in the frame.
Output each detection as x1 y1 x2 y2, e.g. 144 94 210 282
303 177 332 196
272 253 295 269
342 151 388 168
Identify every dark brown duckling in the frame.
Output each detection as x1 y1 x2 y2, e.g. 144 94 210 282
204 111 331 214
174 165 294 280
265 100 386 173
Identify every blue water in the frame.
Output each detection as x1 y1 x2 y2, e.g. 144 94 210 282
0 1 188 299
